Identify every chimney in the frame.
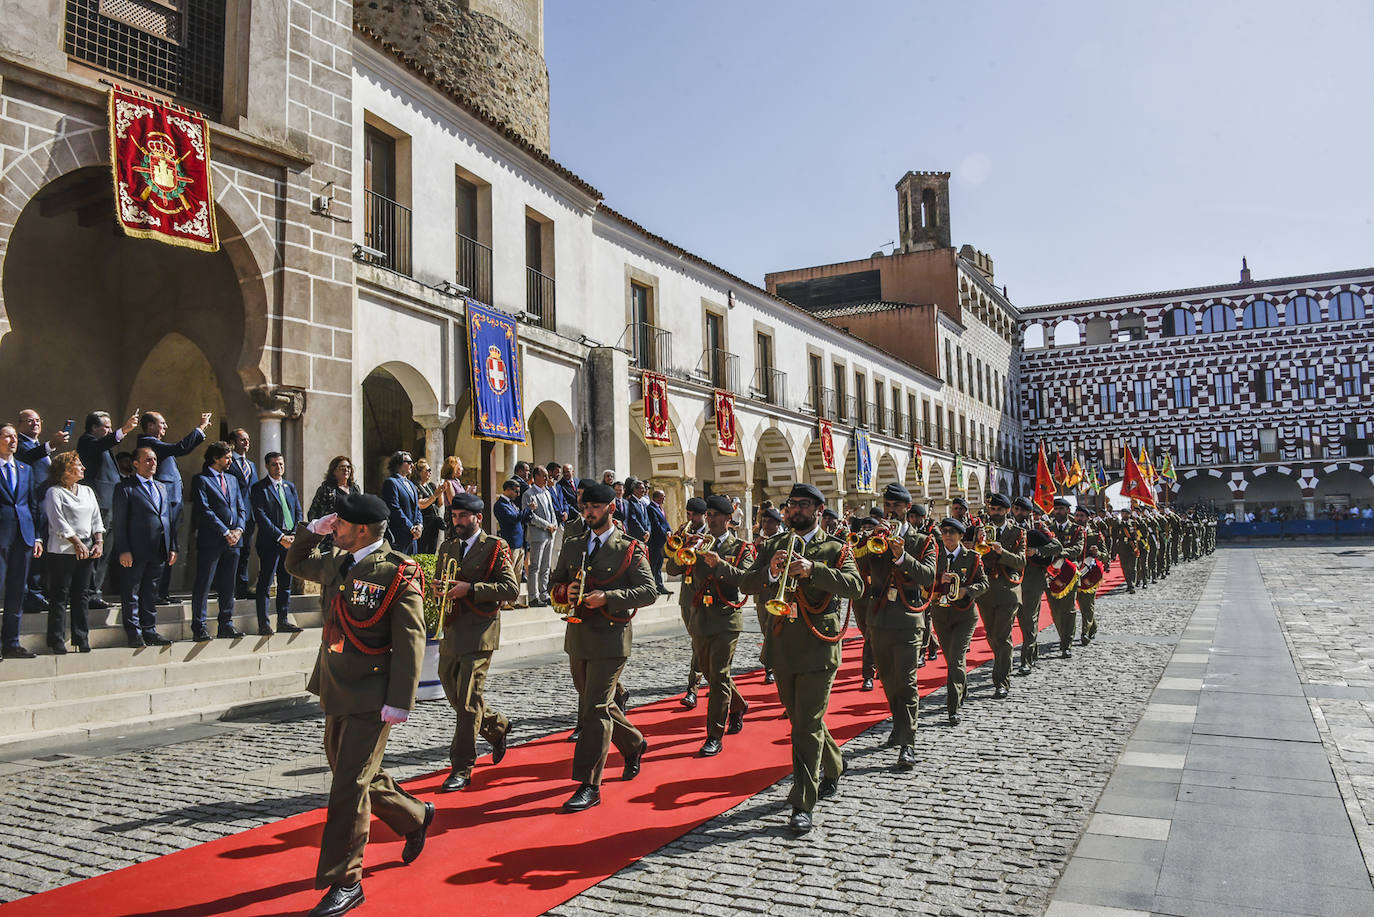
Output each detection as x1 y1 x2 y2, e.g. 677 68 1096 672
1240 257 1251 284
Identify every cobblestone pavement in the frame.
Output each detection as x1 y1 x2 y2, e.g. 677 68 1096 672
1258 543 1374 877
0 557 1215 912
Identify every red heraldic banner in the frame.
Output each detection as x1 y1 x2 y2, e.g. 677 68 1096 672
1122 447 1158 507
819 419 837 474
1034 441 1057 513
714 391 738 457
109 87 218 252
643 371 671 446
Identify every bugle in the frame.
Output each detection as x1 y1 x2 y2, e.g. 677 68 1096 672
431 554 460 632
933 572 962 607
765 532 801 618
972 523 998 555
551 549 588 623
674 533 716 567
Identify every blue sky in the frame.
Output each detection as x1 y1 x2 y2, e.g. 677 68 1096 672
544 0 1374 306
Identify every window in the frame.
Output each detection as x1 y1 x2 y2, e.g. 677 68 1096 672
1295 365 1318 400
855 371 868 425
1254 367 1275 403
363 126 411 275
1067 384 1083 411
1174 433 1197 466
1345 422 1370 458
756 332 776 403
1201 304 1236 333
1216 430 1238 463
1333 291 1366 321
808 354 824 410
1295 426 1317 459
833 365 847 420
922 399 932 443
1162 307 1195 337
1213 372 1235 405
944 340 954 383
1242 300 1279 329
1098 382 1118 413
874 380 885 430
525 213 555 328
1287 295 1321 325
1133 379 1153 411
1102 437 1121 468
704 311 730 390
629 282 656 369
976 359 985 403
1259 427 1279 459
454 175 492 304
1341 363 1364 397
1172 376 1193 408
956 347 965 392
935 405 945 449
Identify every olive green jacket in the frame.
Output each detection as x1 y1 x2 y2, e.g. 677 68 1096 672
980 520 1027 601
859 525 938 631
930 545 990 612
551 527 658 660
666 530 753 638
434 531 519 655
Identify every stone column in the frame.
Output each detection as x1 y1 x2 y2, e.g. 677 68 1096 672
587 347 630 478
1302 495 1316 520
413 413 453 467
1232 496 1246 522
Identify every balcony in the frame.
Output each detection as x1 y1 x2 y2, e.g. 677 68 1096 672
362 190 412 276
455 232 493 305
752 367 787 408
700 348 740 393
808 386 836 419
839 395 857 424
859 401 877 430
626 322 672 374
525 267 555 331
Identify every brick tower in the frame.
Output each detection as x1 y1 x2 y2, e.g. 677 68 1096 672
896 171 952 252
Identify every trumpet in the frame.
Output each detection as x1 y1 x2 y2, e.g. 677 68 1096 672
867 521 893 555
431 554 461 633
933 572 962 607
665 523 689 555
973 523 998 555
674 533 715 567
765 532 801 618
551 549 588 623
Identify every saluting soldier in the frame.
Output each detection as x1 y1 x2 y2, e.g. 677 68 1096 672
740 483 863 835
753 506 784 683
550 482 657 813
433 492 520 792
860 483 937 767
675 496 709 709
975 493 1026 699
928 517 989 725
285 494 432 917
669 494 756 756
1074 505 1108 646
1011 496 1054 674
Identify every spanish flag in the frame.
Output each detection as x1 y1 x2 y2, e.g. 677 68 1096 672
1034 442 1057 513
1123 447 1157 507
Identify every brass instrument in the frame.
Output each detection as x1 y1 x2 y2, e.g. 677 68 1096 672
551 549 588 623
665 523 689 555
674 533 716 567
933 572 961 607
972 523 998 555
866 521 893 555
765 532 801 618
431 554 461 633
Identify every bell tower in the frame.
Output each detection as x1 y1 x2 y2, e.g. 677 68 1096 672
896 171 951 252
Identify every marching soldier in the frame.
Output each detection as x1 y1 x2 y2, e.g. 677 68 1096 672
848 511 880 691
950 496 976 550
928 517 989 725
1045 497 1084 658
433 492 520 792
1011 496 1053 674
550 482 658 813
907 503 940 666
670 494 756 756
1073 505 1107 646
284 494 432 917
675 496 709 709
753 506 784 683
860 483 936 767
1115 508 1140 593
740 483 863 835
975 494 1025 699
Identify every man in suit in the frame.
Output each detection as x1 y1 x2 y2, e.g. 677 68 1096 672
77 410 140 610
544 462 568 522
557 464 579 522
285 494 431 917
227 428 258 599
975 493 1026 700
0 423 43 658
549 482 658 813
523 464 559 607
646 489 672 595
139 410 212 602
928 517 990 726
250 451 305 636
190 441 248 640
16 409 68 613
493 478 529 584
434 492 520 791
622 478 650 543
380 452 422 554
111 446 176 648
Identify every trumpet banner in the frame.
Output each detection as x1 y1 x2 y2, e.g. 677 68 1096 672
642 372 671 445
714 390 738 457
819 419 837 473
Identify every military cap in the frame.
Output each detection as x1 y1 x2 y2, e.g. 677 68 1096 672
789 482 826 505
1012 496 1036 512
1025 529 1052 549
685 497 707 513
582 482 616 504
336 493 389 525
451 491 484 514
1053 496 1072 509
1073 505 1090 516
761 507 783 523
986 493 1011 509
907 503 929 517
939 517 966 534
821 507 839 520
705 494 734 515
952 496 969 508
883 482 912 503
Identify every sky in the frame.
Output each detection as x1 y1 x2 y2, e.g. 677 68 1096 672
543 0 1374 307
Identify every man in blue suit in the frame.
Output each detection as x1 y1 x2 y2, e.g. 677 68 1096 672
227 428 258 599
0 423 43 658
78 410 140 609
557 463 579 523
646 488 672 595
493 478 529 581
381 451 422 554
190 441 248 640
16 409 68 613
138 410 212 602
622 477 651 543
250 451 304 636
111 446 177 647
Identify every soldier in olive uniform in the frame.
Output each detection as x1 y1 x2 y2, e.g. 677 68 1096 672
740 483 863 835
1073 505 1108 646
1011 496 1055 674
550 483 658 813
859 483 937 767
907 503 941 666
433 492 520 792
975 493 1026 699
285 494 432 917
753 506 783 683
670 494 756 756
1044 497 1085 658
675 496 709 708
1115 509 1140 593
928 518 990 725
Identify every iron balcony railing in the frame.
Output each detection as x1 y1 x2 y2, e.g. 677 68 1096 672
455 232 493 305
808 386 836 419
752 367 787 408
363 190 412 276
525 267 555 330
840 395 857 423
700 348 741 393
625 322 672 374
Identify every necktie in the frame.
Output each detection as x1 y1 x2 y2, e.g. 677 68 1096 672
219 473 228 497
276 483 294 529
145 478 159 509
340 555 354 581
458 538 469 562
2 462 11 494
587 535 602 562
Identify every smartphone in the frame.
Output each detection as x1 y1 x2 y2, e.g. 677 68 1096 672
62 419 75 436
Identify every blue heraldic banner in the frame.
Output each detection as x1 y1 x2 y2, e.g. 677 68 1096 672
467 300 525 443
855 429 873 493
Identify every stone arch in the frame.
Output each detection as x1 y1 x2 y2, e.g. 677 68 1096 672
926 461 948 504
629 397 688 522
1175 471 1231 510
361 363 434 492
904 451 927 501
1023 323 1046 350
752 424 799 502
802 437 841 501
1085 316 1113 345
965 471 982 506
1246 467 1303 516
695 421 748 498
1314 467 1374 514
876 452 902 491
1053 319 1081 347
524 399 576 469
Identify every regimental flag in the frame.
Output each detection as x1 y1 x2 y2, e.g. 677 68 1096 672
467 300 525 443
109 86 218 251
714 391 738 457
913 443 925 486
642 371 671 446
1123 446 1157 507
1090 461 1109 494
1053 451 1070 487
1159 452 1177 482
1067 455 1085 491
855 429 874 493
1139 447 1156 484
1034 441 1056 513
819 419 837 474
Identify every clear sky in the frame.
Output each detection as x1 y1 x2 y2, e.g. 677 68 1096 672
544 0 1374 307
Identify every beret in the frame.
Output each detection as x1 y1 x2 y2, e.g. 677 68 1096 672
1012 496 1035 512
883 482 912 503
951 496 969 508
821 507 839 519
336 493 389 525
1026 529 1052 549
762 507 783 523
705 494 734 515
907 503 928 517
1073 505 1090 515
582 483 616 504
939 517 967 534
685 497 707 513
789 482 826 504
986 493 1011 508
450 491 484 514
1053 496 1072 509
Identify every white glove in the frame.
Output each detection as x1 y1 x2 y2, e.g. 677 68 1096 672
307 513 338 535
380 705 409 725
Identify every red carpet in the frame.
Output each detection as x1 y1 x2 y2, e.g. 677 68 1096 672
5 566 1122 917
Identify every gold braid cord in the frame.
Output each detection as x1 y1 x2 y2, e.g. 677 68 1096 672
588 539 643 625
333 561 423 656
696 541 756 611
791 543 853 644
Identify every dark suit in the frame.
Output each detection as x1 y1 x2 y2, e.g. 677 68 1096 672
139 427 205 598
112 474 175 640
16 434 50 604
380 473 421 554
646 500 671 591
78 429 123 600
190 468 247 634
251 476 304 627
624 497 650 543
227 452 258 594
0 459 39 648
557 478 578 521
493 495 529 550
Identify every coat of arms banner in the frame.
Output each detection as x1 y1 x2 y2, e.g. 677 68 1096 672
819 419 836 474
108 87 219 251
467 300 525 443
714 391 738 457
855 429 873 493
643 372 671 446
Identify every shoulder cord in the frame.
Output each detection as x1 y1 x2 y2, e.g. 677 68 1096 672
586 538 643 624
452 541 506 621
333 560 423 656
786 542 853 645
987 527 1026 585
695 540 756 611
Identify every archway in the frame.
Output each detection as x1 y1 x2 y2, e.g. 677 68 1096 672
1245 471 1303 519
876 452 902 492
802 437 841 503
1053 319 1081 347
361 365 429 493
926 461 948 513
964 471 982 508
842 439 873 512
629 398 688 521
1174 473 1232 512
694 422 747 499
1314 468 1374 516
1023 323 1046 350
522 400 576 469
904 451 927 503
752 425 797 511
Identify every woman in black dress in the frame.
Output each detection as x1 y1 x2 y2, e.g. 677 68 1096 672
308 455 361 521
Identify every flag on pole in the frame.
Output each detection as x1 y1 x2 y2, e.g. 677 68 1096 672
1053 452 1069 487
1160 453 1177 482
1066 455 1085 491
1092 462 1109 493
1138 446 1156 484
1123 447 1157 506
1034 442 1057 513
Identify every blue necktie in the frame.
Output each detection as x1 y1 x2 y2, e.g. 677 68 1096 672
2 462 12 495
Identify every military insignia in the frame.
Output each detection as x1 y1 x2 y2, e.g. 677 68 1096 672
352 582 384 609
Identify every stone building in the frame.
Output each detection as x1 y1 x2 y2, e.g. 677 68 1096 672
1018 263 1374 518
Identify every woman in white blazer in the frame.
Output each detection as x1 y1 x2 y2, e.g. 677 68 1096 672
42 451 104 653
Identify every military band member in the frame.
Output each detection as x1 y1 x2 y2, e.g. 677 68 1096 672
754 506 784 683
1011 496 1052 674
928 518 989 725
1044 497 1084 658
433 492 520 792
950 495 979 551
907 503 940 666
849 511 881 691
1073 505 1107 646
550 483 657 813
820 506 841 536
1114 508 1140 593
975 494 1026 698
671 494 756 756
740 483 863 835
860 483 937 767
676 496 709 709
284 494 432 917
